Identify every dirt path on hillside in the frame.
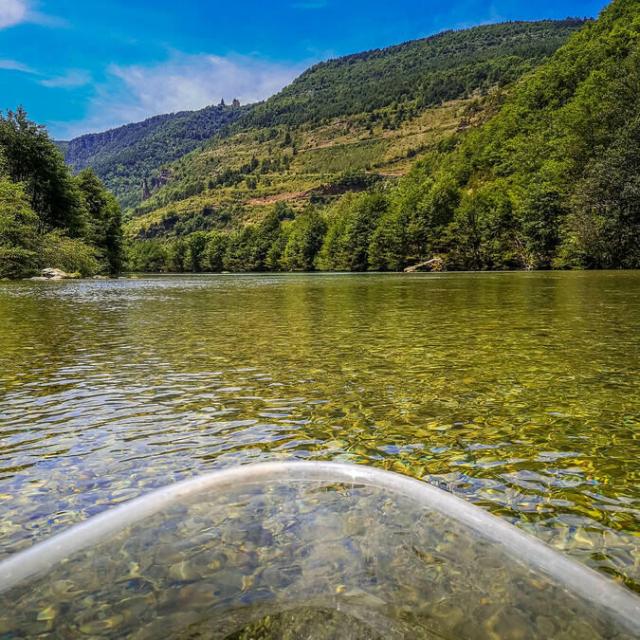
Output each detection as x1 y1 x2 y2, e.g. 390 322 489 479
245 191 311 206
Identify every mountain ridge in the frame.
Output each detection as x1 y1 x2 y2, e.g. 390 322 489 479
61 18 586 212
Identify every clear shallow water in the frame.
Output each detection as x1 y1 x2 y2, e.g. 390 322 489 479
0 272 639 590
3 465 638 639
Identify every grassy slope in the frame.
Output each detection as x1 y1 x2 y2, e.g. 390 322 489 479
124 20 585 240
125 96 489 238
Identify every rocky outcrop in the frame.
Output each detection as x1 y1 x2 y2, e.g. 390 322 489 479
30 268 81 281
142 178 151 200
142 170 172 201
404 257 446 273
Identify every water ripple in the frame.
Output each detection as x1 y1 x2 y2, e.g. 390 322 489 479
0 273 639 590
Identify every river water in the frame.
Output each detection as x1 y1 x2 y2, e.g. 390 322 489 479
0 272 638 591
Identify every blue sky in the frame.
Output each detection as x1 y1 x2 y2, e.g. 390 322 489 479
0 0 610 139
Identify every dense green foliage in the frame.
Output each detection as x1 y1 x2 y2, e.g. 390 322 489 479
0 178 41 278
358 0 640 271
76 169 123 274
313 0 640 272
62 20 582 214
0 109 123 278
61 104 245 209
238 20 586 129
128 203 324 273
125 0 640 274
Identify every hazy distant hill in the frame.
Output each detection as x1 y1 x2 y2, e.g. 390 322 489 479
60 103 246 209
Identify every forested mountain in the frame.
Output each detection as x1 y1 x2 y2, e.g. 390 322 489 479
61 20 584 216
116 19 590 272
239 19 586 129
61 103 246 209
128 0 640 274
0 109 123 279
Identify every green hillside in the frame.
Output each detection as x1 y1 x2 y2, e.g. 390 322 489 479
126 95 486 237
61 103 246 209
122 19 587 272
239 19 586 128
62 20 583 222
129 0 640 274
360 0 640 271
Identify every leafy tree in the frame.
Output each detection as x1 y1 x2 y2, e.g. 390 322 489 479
126 239 169 273
318 192 387 271
368 207 407 271
0 108 87 235
41 231 100 277
281 208 326 271
224 227 259 272
561 114 640 268
104 200 124 275
265 227 289 271
0 110 123 278
252 211 283 270
168 238 188 272
0 178 41 278
186 231 209 272
204 232 228 272
76 169 123 274
519 179 566 269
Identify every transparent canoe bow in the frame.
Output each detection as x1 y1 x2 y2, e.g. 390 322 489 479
0 462 639 639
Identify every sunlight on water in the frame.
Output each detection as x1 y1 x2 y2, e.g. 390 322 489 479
0 272 638 590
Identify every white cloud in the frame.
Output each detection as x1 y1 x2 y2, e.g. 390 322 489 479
0 60 90 89
40 69 91 88
0 58 34 73
0 0 28 28
108 54 304 117
55 52 307 139
0 0 66 29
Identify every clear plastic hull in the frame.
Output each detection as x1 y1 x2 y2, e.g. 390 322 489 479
1 462 638 639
